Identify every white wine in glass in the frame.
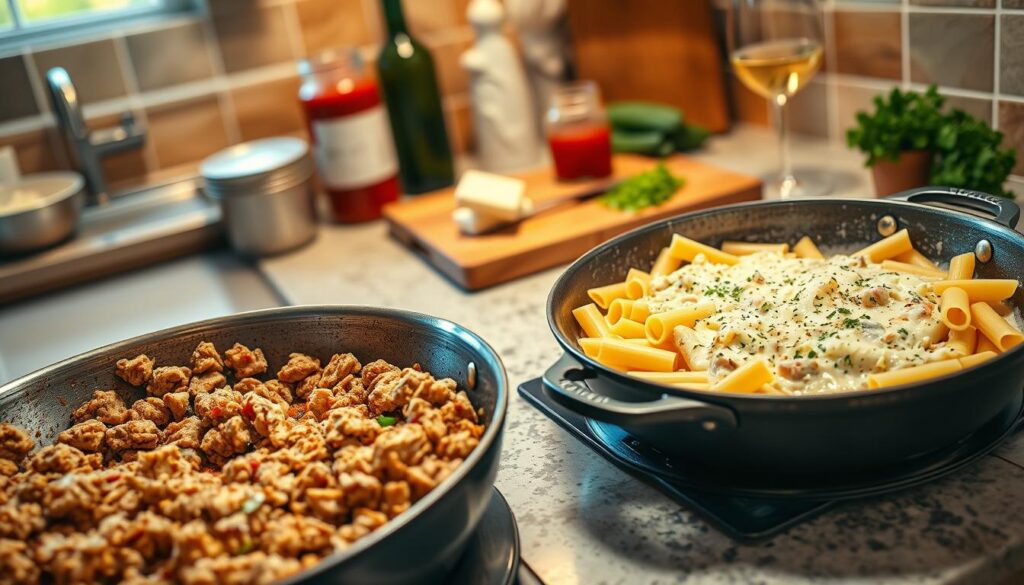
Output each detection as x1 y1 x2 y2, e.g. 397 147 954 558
728 0 827 198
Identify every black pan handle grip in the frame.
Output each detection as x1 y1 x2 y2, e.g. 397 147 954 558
544 358 738 432
889 186 1021 229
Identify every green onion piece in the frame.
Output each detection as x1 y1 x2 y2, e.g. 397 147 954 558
241 491 265 514
599 164 684 212
377 415 397 427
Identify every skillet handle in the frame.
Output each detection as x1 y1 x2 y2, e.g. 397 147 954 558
543 357 738 432
889 186 1021 229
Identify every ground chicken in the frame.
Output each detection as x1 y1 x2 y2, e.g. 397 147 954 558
264 380 294 405
164 416 203 450
191 341 224 374
224 343 268 378
147 366 191 397
57 419 106 452
106 419 161 452
163 391 190 421
0 539 39 585
131 397 172 427
189 371 227 396
318 353 361 390
115 354 155 387
200 416 251 462
72 389 131 425
0 423 34 461
194 387 243 425
277 353 321 383
27 443 101 474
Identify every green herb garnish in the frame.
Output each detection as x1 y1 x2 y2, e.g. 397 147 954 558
599 164 684 212
377 415 397 427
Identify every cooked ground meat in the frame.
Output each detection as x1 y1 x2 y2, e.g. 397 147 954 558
2 342 483 584
224 343 268 378
115 354 155 387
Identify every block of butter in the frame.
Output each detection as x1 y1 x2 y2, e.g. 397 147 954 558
454 170 529 222
453 199 536 235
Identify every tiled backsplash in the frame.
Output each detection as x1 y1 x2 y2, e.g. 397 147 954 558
735 0 1024 185
0 0 473 190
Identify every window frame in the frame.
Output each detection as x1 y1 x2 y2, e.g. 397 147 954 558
0 0 196 48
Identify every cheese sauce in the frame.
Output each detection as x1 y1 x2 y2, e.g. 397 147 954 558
648 251 957 395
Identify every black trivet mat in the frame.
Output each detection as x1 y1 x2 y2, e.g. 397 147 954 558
519 376 1024 542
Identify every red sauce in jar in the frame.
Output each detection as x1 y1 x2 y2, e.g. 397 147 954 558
300 58 400 223
548 123 613 181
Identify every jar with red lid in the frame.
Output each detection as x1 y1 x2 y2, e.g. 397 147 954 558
299 48 400 223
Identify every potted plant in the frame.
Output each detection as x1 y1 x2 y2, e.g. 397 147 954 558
847 86 945 196
930 109 1016 198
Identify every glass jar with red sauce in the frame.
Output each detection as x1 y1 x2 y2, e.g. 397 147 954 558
545 81 613 181
299 49 400 223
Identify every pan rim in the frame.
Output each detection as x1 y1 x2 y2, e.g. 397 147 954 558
546 197 1024 404
0 304 510 581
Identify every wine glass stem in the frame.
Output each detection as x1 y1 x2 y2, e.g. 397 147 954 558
772 97 796 192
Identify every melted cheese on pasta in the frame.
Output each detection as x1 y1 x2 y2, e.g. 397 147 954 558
648 252 956 395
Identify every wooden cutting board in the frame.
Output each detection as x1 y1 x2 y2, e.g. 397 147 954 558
383 155 762 290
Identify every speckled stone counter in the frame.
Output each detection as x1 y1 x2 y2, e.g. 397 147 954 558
259 128 1024 584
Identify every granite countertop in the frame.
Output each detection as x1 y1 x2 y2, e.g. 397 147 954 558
260 126 1024 585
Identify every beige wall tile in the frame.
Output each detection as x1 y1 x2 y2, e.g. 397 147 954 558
444 98 473 154
296 0 376 57
835 82 888 137
146 95 230 169
1006 0 1024 7
944 95 993 126
231 76 307 142
86 113 149 185
212 2 296 73
911 0 994 6
427 37 471 96
788 80 829 139
0 128 69 174
401 0 459 37
998 101 1024 175
1001 15 1024 97
32 39 127 104
833 11 901 80
909 14 994 92
0 56 39 122
126 22 214 91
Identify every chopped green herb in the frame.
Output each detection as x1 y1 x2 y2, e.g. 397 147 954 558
241 492 265 514
377 415 397 427
599 164 684 211
898 328 909 338
807 350 818 358
842 318 861 328
837 307 852 315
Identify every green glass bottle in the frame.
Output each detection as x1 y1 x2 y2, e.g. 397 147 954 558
376 0 455 194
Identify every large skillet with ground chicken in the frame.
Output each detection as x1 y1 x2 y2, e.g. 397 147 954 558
0 306 507 585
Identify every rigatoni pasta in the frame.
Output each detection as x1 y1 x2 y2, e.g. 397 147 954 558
571 228 1021 395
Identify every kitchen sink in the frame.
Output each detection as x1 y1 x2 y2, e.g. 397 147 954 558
0 177 223 304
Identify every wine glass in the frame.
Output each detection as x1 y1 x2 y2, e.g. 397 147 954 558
727 0 827 198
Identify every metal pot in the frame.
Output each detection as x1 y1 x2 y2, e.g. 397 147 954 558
0 306 508 585
0 171 84 256
546 187 1024 475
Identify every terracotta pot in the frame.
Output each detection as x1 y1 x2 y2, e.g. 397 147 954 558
871 150 933 196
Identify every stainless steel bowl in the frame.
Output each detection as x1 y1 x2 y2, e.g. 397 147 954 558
0 171 85 255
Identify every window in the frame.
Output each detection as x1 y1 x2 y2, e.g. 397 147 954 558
0 0 192 43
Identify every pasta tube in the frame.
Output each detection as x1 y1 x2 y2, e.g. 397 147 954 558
793 236 824 259
606 298 636 325
976 334 1000 354
578 337 603 358
947 252 975 280
721 241 789 256
867 359 963 389
587 282 628 309
625 269 652 300
881 260 945 280
630 301 651 322
668 234 739 265
608 318 646 339
933 279 1019 302
627 371 709 384
894 247 939 270
959 351 997 369
713 359 773 393
939 287 971 331
651 247 683 277
945 326 977 357
644 302 717 345
596 339 678 372
572 303 612 338
853 229 912 263
971 302 1024 351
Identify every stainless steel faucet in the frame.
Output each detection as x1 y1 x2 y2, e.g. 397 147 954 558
45 67 146 205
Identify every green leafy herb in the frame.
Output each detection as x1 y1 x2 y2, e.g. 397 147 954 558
599 164 684 212
807 350 818 359
931 109 1016 198
846 86 945 166
842 318 861 328
898 327 909 338
837 307 852 315
376 415 397 427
